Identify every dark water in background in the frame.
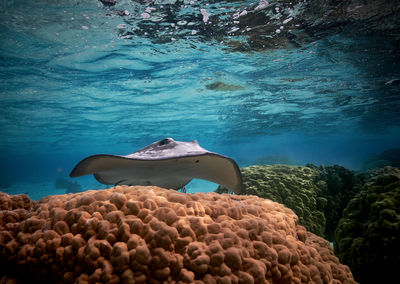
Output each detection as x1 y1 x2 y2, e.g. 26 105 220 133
0 0 399 199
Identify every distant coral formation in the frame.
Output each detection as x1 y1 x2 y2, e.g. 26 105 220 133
0 186 356 283
55 177 82 194
252 155 299 166
361 148 400 171
334 166 400 284
217 165 328 237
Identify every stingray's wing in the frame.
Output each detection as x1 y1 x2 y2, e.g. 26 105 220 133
69 152 243 193
70 155 192 189
70 155 130 177
175 153 243 194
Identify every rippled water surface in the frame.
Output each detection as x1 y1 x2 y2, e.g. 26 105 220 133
1 0 399 198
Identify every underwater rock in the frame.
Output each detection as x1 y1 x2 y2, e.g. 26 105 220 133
374 148 400 167
217 165 328 237
205 81 244 91
361 159 392 172
334 166 400 284
0 186 356 283
308 164 365 242
0 180 12 189
55 178 82 194
361 148 400 171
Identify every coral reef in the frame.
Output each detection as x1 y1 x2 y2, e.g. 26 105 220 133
0 186 357 283
308 165 365 241
334 167 400 284
217 164 366 242
216 165 328 238
55 178 82 194
361 148 400 171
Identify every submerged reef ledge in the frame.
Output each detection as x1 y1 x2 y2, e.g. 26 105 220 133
0 186 356 283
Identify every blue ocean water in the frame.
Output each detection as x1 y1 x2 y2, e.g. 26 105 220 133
1 0 399 199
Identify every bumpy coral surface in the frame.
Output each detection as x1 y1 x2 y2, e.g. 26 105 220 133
0 186 356 283
217 165 327 237
335 167 400 283
335 167 400 284
308 165 365 241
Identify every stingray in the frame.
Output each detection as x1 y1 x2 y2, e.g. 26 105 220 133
70 138 243 194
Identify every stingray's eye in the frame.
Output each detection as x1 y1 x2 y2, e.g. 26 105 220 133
159 138 171 146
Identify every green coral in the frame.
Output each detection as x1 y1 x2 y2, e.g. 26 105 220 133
216 164 367 241
309 164 365 241
334 166 400 284
217 165 328 237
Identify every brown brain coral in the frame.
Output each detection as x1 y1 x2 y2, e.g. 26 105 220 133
0 186 356 283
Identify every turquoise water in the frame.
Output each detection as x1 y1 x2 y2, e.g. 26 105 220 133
1 0 399 199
